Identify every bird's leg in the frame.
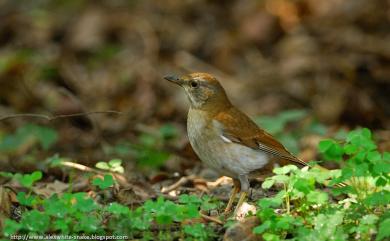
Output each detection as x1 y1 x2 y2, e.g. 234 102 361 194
233 191 248 216
224 179 240 214
233 174 249 216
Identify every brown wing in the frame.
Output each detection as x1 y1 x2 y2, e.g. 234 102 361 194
213 107 307 167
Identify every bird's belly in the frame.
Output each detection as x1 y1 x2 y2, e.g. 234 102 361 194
187 112 269 177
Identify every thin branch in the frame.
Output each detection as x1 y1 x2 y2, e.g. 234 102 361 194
0 111 123 122
60 161 129 187
200 213 223 225
161 175 196 194
60 161 103 174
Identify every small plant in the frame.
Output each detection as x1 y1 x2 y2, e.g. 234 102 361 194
2 192 217 240
0 171 43 207
253 128 390 241
0 124 58 152
255 109 326 154
319 128 389 193
103 124 177 168
95 159 124 173
92 174 115 189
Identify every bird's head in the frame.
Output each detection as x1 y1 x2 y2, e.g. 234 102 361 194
165 72 231 111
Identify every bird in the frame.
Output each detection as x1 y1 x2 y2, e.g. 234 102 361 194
165 72 335 216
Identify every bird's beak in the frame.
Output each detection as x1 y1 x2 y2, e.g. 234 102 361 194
164 75 183 86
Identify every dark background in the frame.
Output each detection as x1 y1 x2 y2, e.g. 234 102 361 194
0 0 389 172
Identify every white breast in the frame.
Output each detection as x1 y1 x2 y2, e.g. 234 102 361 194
187 109 269 177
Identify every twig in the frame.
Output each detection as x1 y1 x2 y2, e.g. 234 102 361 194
0 111 122 122
161 175 195 193
200 213 223 225
59 161 128 187
60 161 104 174
207 176 232 188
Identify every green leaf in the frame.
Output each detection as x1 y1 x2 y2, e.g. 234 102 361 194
376 176 387 186
319 139 344 161
76 215 100 233
258 197 283 209
72 193 98 212
179 194 202 205
3 219 21 236
34 125 58 150
15 171 42 188
54 219 70 234
21 210 50 233
185 204 200 218
31 171 42 181
278 134 299 155
347 128 376 151
159 124 178 139
312 212 346 240
0 172 14 178
294 179 314 194
262 179 275 189
308 121 327 135
92 174 114 189
367 151 381 162
43 195 68 218
106 202 130 215
377 218 390 241
263 233 281 241
344 144 358 155
184 223 209 239
373 162 390 175
95 162 110 170
361 214 379 225
256 117 285 134
137 147 170 168
253 220 271 234
156 214 173 225
273 165 298 175
279 109 307 122
383 152 390 161
307 191 328 204
16 192 37 206
318 139 334 153
276 215 295 230
109 159 122 166
364 191 390 206
354 163 369 176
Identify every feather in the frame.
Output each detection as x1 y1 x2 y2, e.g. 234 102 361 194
213 107 306 167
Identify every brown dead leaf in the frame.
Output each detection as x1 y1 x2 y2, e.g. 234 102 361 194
32 180 69 198
224 216 262 241
116 181 157 205
0 186 13 231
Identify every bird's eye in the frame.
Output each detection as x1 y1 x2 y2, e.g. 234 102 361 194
190 81 199 88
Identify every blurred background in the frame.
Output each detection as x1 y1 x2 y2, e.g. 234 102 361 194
0 0 389 174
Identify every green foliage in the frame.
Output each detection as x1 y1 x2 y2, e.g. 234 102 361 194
92 174 115 189
253 128 390 241
4 192 102 237
95 159 124 173
319 128 390 191
184 223 215 241
255 109 326 154
0 123 58 152
3 193 218 240
179 194 223 212
16 192 39 207
104 124 177 168
1 171 43 189
256 109 307 134
16 171 43 188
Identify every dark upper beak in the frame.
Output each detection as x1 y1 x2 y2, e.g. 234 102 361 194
164 75 183 85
